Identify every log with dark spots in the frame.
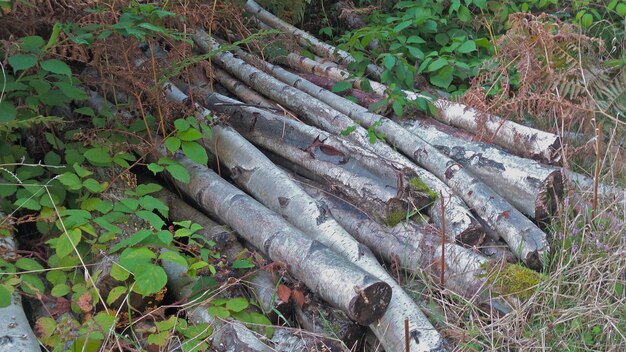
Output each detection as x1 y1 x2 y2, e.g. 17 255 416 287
278 196 289 208
444 163 463 180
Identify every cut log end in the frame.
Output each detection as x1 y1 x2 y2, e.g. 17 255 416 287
348 281 392 325
535 169 565 223
455 220 485 246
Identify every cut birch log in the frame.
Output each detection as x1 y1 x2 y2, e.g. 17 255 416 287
161 82 445 351
153 187 292 322
0 220 41 352
244 0 384 80
193 91 435 225
298 72 380 108
145 142 392 326
211 67 279 110
294 295 365 350
295 178 491 300
400 116 564 222
274 49 562 165
193 30 484 246
195 36 549 269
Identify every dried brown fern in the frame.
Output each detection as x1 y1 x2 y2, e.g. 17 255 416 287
467 13 625 134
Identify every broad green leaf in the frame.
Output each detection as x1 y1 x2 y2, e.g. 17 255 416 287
0 285 11 308
581 13 593 27
181 141 208 165
15 258 44 271
231 259 255 269
458 5 471 22
54 81 88 100
8 54 38 72
56 228 81 258
177 128 203 141
51 284 71 297
132 263 167 296
165 163 190 183
40 59 72 76
164 137 181 153
14 197 41 211
136 210 165 229
430 65 454 89
58 172 82 190
0 101 17 122
427 58 448 72
83 147 112 166
331 81 352 93
207 305 230 319
139 195 168 216
174 119 191 131
157 230 173 245
21 36 45 53
225 297 249 312
159 251 188 269
107 286 127 305
383 54 396 69
457 40 476 53
82 178 105 193
135 183 162 196
46 270 66 285
21 274 45 295
110 263 131 281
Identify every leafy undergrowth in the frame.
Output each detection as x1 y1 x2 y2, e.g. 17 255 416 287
0 0 624 351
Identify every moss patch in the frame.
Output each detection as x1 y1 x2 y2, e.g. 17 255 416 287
486 263 543 300
409 177 438 201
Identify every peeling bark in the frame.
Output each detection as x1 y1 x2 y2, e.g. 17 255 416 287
401 116 564 222
194 91 434 225
276 50 561 165
244 0 383 80
195 37 549 269
147 142 392 326
0 222 41 352
163 83 445 352
193 30 483 246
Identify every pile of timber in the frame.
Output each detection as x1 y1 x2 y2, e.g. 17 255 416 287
70 1 623 351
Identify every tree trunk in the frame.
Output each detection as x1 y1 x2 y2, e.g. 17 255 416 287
146 141 392 326
162 83 445 351
194 30 484 246
196 37 549 269
0 221 41 352
243 0 383 79
274 47 561 165
400 116 564 222
194 91 435 226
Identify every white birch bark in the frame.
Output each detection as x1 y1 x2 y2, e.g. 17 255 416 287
163 83 445 351
243 0 383 80
194 91 434 225
0 218 41 352
193 30 484 246
212 67 278 110
278 50 562 164
147 141 392 326
400 117 564 221
193 36 549 269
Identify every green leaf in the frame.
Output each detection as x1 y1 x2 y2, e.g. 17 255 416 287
0 101 17 122
207 305 231 319
51 284 71 297
331 81 352 93
8 54 38 72
164 137 181 153
427 58 448 72
174 119 191 131
139 195 168 217
0 285 11 308
58 172 82 190
147 163 165 174
74 107 96 117
107 286 127 305
21 36 45 53
157 230 173 245
54 81 88 100
40 59 72 77
135 183 162 196
136 210 165 229
617 3 626 17
46 270 66 285
340 125 357 136
231 259 255 269
165 163 190 183
407 46 424 59
430 66 454 89
159 251 188 269
458 5 471 22
457 40 476 53
83 147 112 166
177 128 203 141
82 178 105 193
15 258 44 271
181 141 208 165
110 263 131 281
581 13 593 27
383 55 396 69
132 264 167 296
225 297 249 312
56 228 81 258
21 274 45 295
14 197 41 211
